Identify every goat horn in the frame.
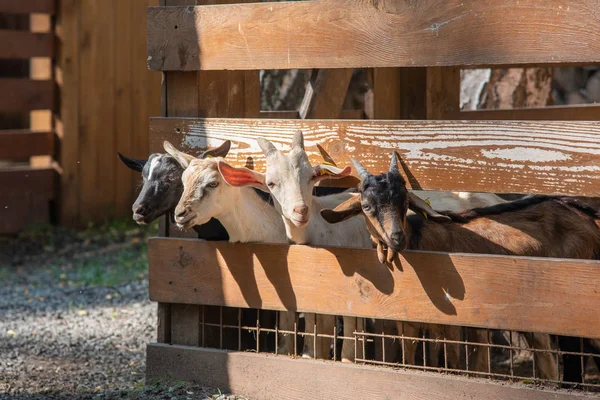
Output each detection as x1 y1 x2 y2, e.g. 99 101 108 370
390 151 400 173
256 137 277 156
351 158 370 180
292 130 304 150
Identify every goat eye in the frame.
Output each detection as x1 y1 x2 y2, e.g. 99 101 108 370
267 182 275 188
362 204 371 212
207 182 219 188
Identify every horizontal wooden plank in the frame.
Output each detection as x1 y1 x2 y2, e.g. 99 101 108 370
147 344 592 400
0 0 55 14
260 110 364 120
0 30 53 59
147 1 600 71
459 104 600 121
0 79 53 112
0 130 53 159
0 167 56 198
149 118 600 196
149 238 600 339
0 191 50 233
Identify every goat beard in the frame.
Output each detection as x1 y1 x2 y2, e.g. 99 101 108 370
375 241 396 264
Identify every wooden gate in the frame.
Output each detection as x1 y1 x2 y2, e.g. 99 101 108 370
145 1 600 398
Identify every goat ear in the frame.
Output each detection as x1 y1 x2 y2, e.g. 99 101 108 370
316 143 337 167
163 141 195 168
217 161 267 191
117 152 146 172
201 140 231 159
407 192 452 223
292 130 304 150
313 165 351 182
320 194 362 224
256 137 277 157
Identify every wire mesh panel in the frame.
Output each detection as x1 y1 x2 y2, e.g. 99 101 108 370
182 305 600 392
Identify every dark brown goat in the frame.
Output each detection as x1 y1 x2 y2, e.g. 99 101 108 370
321 151 600 381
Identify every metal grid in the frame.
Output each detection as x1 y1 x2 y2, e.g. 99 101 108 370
190 305 600 392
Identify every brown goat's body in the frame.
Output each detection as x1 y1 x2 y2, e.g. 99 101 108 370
409 200 600 260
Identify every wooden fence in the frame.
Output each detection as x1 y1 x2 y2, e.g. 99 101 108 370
145 1 600 398
0 1 57 233
57 0 161 227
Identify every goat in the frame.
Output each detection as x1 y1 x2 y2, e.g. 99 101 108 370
117 141 231 240
321 151 600 381
254 131 372 363
162 141 299 355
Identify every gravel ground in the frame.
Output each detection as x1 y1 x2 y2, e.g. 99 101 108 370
0 222 246 400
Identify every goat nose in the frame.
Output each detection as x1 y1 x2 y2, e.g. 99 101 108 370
390 231 405 247
294 205 308 216
175 208 187 218
133 204 146 215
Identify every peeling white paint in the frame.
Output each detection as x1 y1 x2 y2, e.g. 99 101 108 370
482 147 570 163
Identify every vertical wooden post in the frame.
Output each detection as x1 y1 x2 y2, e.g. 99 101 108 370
426 67 461 120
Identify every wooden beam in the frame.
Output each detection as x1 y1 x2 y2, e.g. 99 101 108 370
261 110 364 120
0 79 53 112
149 118 600 196
460 105 600 121
0 130 53 159
149 238 600 339
147 0 600 71
57 0 81 227
147 344 590 400
299 69 354 119
0 167 56 198
0 0 55 14
426 67 461 119
0 30 53 59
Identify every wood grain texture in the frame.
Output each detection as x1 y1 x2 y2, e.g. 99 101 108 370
299 69 354 119
157 303 171 343
56 0 80 226
149 118 600 196
0 30 53 59
0 130 53 159
147 344 593 400
460 104 600 121
426 67 461 119
149 238 600 339
113 0 134 220
79 0 116 223
170 303 201 346
147 0 600 71
0 78 53 112
0 192 50 234
0 0 55 14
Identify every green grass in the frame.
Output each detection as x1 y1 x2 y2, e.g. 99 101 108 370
56 243 149 287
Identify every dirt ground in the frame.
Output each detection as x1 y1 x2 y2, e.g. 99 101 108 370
0 222 247 400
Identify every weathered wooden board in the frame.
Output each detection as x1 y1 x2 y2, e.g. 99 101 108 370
149 118 600 196
149 238 600 339
147 344 593 400
460 105 600 121
0 0 55 14
147 0 600 71
0 192 50 234
0 130 53 159
0 78 53 112
0 30 53 59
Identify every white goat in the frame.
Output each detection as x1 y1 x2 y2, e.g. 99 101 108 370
252 132 372 363
164 141 297 354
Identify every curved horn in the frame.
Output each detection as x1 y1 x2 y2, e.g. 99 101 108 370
390 151 399 173
292 130 304 150
351 158 370 180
